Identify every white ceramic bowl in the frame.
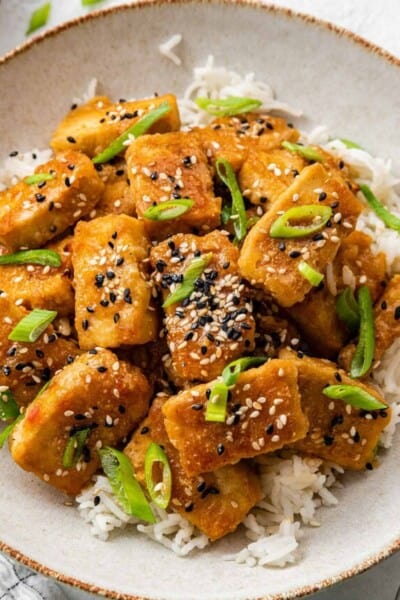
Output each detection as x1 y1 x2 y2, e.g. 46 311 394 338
0 2 399 599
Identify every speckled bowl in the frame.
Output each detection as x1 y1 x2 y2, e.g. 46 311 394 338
0 2 399 599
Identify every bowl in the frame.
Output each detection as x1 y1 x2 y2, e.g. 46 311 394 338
0 2 399 599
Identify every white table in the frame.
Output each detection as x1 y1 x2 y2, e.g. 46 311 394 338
0 1 399 599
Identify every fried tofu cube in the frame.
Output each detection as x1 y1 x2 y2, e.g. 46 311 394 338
94 160 134 217
72 215 158 349
279 350 390 470
10 348 151 496
150 231 255 385
51 95 180 157
239 148 306 208
0 151 104 251
125 399 261 540
162 359 308 477
0 236 74 317
126 131 221 240
238 163 363 307
0 294 79 408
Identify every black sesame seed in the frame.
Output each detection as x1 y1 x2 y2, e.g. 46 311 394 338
330 201 339 209
82 320 89 331
353 431 361 443
67 164 75 171
49 225 57 233
67 136 76 144
37 181 47 189
94 164 103 172
394 306 400 320
312 232 324 241
318 192 327 201
366 462 373 470
106 270 115 280
94 495 100 506
100 299 109 307
278 241 286 252
48 333 57 343
201 346 208 355
2 366 11 376
183 156 192 167
323 435 334 446
381 300 387 310
184 503 194 513
118 405 126 414
289 250 301 258
75 414 86 421
331 414 344 427
217 444 225 455
140 426 150 435
35 193 46 203
116 257 124 267
334 372 342 382
150 171 159 180
97 366 107 373
339 160 345 169
191 403 203 411
9 151 18 157
113 313 120 323
266 424 274 435
109 292 117 303
86 306 95 313
65 177 72 187
95 274 105 288
116 169 125 177
7 347 17 357
123 288 132 304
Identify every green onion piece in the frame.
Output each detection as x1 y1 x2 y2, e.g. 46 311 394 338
0 414 23 449
222 356 267 387
82 0 104 5
350 286 375 378
195 96 262 117
270 205 332 239
143 199 194 221
205 382 229 423
216 158 247 241
24 173 54 185
99 447 155 523
144 443 172 509
221 203 231 225
246 215 261 229
8 309 57 343
297 261 324 286
26 2 51 34
359 184 400 233
163 252 213 308
93 102 171 164
339 138 363 150
322 384 386 410
0 250 61 267
336 287 360 333
37 380 51 396
62 428 91 469
0 390 20 421
281 141 324 162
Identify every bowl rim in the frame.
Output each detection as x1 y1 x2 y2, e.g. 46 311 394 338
0 1 399 598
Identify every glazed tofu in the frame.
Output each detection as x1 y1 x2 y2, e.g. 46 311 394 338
10 349 151 496
279 350 390 470
0 294 79 408
0 151 104 251
150 231 255 385
238 163 363 307
94 160 134 217
125 399 262 540
194 113 299 172
162 359 308 477
0 236 74 317
239 148 306 208
126 131 221 240
51 95 180 158
72 215 158 349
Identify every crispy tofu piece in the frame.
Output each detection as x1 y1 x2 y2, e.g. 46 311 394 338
10 348 151 496
94 160 134 217
72 215 158 349
0 294 79 408
162 359 308 477
194 113 299 172
0 151 104 252
125 399 261 540
239 149 306 208
51 95 180 157
0 236 74 317
238 163 363 307
150 231 255 385
126 131 221 240
279 350 390 470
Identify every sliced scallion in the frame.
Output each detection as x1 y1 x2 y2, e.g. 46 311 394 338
195 96 262 117
163 252 212 308
26 2 51 35
297 261 324 286
270 205 332 239
281 141 324 163
216 158 247 241
339 138 363 150
0 249 61 267
336 287 360 333
24 173 54 185
222 356 267 387
322 384 386 410
359 184 400 233
0 414 23 449
93 102 171 164
62 428 91 468
0 390 20 421
205 382 229 423
82 0 104 5
8 309 57 343
144 443 172 509
99 447 155 523
143 199 194 221
350 286 375 378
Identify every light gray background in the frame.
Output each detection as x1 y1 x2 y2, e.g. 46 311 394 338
0 1 399 599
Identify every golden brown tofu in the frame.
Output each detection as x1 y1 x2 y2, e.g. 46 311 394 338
150 231 255 386
239 148 306 208
0 151 104 252
10 349 151 496
238 163 363 307
51 95 180 157
125 399 261 540
279 350 390 470
162 359 308 477
72 215 158 349
0 236 74 317
0 294 79 408
126 131 221 240
94 160 134 217
194 113 299 172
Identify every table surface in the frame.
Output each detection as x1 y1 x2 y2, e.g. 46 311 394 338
0 1 399 599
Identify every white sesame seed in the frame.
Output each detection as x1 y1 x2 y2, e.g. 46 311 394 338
251 441 261 451
64 410 74 417
268 405 276 416
271 435 280 443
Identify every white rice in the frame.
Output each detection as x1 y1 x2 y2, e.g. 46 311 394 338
159 34 183 66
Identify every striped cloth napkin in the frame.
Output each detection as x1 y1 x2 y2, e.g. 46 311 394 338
0 553 67 600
